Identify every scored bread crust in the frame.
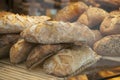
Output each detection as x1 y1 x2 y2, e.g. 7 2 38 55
100 14 120 35
0 13 50 34
21 21 95 46
43 45 100 77
26 44 70 68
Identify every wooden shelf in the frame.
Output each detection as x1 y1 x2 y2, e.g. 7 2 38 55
0 59 64 80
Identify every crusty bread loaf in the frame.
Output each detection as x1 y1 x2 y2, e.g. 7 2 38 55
100 14 120 35
54 2 88 22
0 13 50 34
93 35 120 57
21 21 95 46
43 45 100 77
77 7 108 28
26 44 70 68
0 34 20 58
10 39 35 64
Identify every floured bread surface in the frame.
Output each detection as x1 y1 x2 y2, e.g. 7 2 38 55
77 7 108 28
93 34 120 57
0 13 50 34
43 45 100 77
21 21 95 46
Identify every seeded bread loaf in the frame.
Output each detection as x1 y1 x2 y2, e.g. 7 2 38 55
93 35 120 57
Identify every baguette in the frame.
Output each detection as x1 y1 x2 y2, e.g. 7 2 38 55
0 13 50 34
26 44 70 68
10 39 35 64
77 7 108 28
43 45 100 77
0 34 20 58
54 2 88 22
100 14 120 35
21 21 95 46
93 35 120 57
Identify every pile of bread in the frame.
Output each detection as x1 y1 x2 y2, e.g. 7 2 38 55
0 1 120 78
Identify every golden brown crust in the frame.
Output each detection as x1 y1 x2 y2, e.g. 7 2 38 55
54 2 88 22
10 39 35 64
77 7 108 28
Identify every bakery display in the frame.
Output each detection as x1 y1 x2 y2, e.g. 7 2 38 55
0 1 120 79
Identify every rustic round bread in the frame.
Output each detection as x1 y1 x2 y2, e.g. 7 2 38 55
77 7 108 28
100 14 120 36
93 35 120 57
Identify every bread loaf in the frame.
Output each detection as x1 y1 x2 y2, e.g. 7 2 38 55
21 21 95 46
0 34 20 58
10 39 35 64
43 45 100 77
0 13 50 34
77 7 108 28
54 2 88 22
26 44 70 68
93 35 120 57
100 14 120 35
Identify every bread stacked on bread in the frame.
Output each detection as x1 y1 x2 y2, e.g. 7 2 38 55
0 11 50 59
0 1 120 78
